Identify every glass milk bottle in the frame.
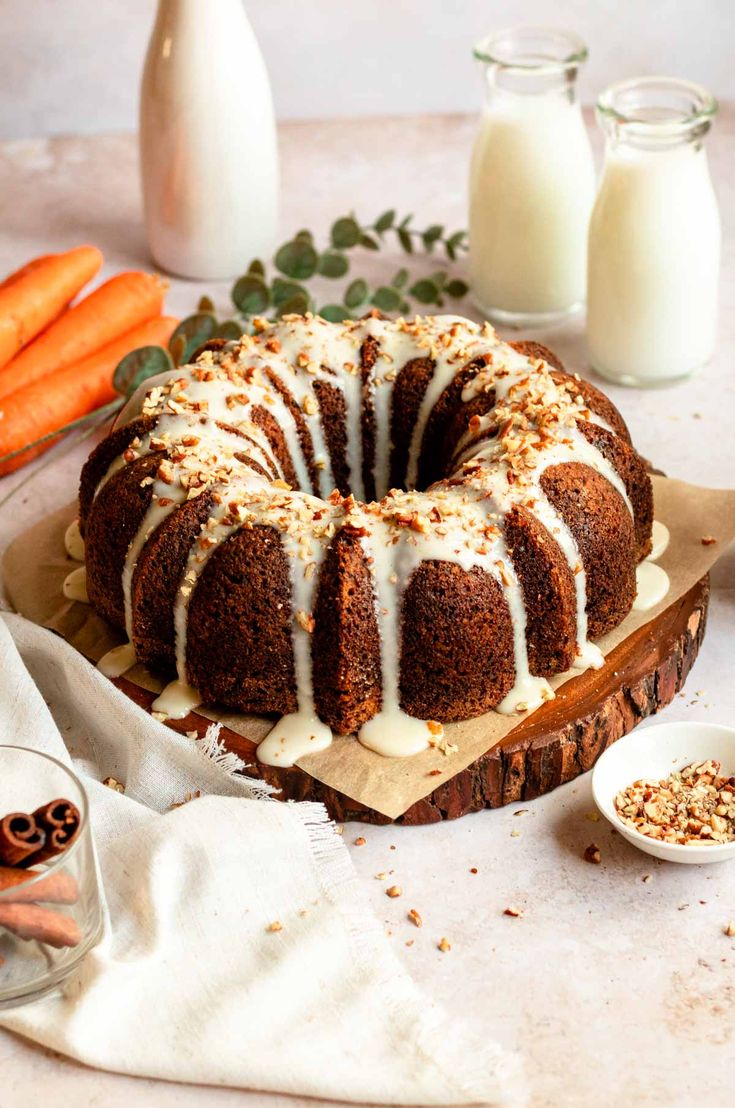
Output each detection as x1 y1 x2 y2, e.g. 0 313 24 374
588 78 720 386
140 0 278 280
469 27 595 327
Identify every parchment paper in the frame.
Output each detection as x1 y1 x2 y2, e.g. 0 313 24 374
3 475 735 819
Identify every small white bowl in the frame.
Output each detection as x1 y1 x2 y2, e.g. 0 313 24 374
592 722 735 864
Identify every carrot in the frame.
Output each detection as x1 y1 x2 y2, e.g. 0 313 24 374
0 246 102 370
0 315 178 477
0 254 54 290
0 269 167 402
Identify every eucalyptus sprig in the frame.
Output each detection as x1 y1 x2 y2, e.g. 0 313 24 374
227 211 469 329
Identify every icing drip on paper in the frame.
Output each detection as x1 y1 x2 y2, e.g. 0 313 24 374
648 520 670 562
64 519 85 561
633 520 670 611
98 641 137 678
63 566 88 603
151 679 202 720
633 562 670 611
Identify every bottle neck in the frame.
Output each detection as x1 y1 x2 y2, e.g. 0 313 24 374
483 62 580 103
597 77 717 157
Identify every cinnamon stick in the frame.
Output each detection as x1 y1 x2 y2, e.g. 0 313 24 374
0 865 79 904
0 813 45 866
22 799 81 866
0 902 81 948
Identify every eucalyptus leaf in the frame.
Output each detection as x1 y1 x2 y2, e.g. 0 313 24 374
344 278 369 309
399 299 411 314
359 234 379 251
272 277 309 307
409 279 440 304
113 345 174 398
248 258 265 276
374 209 395 233
319 304 350 323
447 230 467 249
318 250 349 278
168 312 217 365
276 293 311 317
295 229 314 243
422 225 443 252
430 270 447 288
169 335 186 367
275 239 319 280
197 294 215 312
232 274 271 314
372 285 402 312
391 268 409 289
398 214 413 228
216 319 245 340
330 217 361 250
445 241 457 262
445 278 469 298
397 229 414 254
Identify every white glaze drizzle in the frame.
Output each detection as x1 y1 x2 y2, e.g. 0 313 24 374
98 641 137 678
151 679 202 720
648 520 670 562
64 518 85 561
62 565 88 603
86 314 650 765
633 562 670 611
633 519 671 611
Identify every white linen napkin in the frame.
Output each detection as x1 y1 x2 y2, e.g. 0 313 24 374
0 612 524 1105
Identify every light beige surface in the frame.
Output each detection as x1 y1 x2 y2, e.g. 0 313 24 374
0 113 734 1106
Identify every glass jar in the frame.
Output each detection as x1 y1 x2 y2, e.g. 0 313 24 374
0 746 103 1008
469 26 595 327
587 77 720 387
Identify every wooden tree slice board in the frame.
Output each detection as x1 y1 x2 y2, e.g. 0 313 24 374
113 575 710 825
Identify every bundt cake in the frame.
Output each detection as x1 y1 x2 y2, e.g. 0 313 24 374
75 313 653 766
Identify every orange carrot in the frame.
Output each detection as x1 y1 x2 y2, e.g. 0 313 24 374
0 269 167 402
0 254 54 290
0 315 178 477
0 246 103 370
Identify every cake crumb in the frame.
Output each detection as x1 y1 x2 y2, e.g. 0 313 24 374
504 906 523 918
407 908 422 928
584 843 601 864
701 535 717 546
354 836 366 846
584 811 600 822
438 937 451 952
405 939 415 947
724 921 735 937
267 920 283 933
102 776 125 793
386 885 402 898
374 872 387 880
511 829 521 838
470 867 478 874
642 874 652 883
